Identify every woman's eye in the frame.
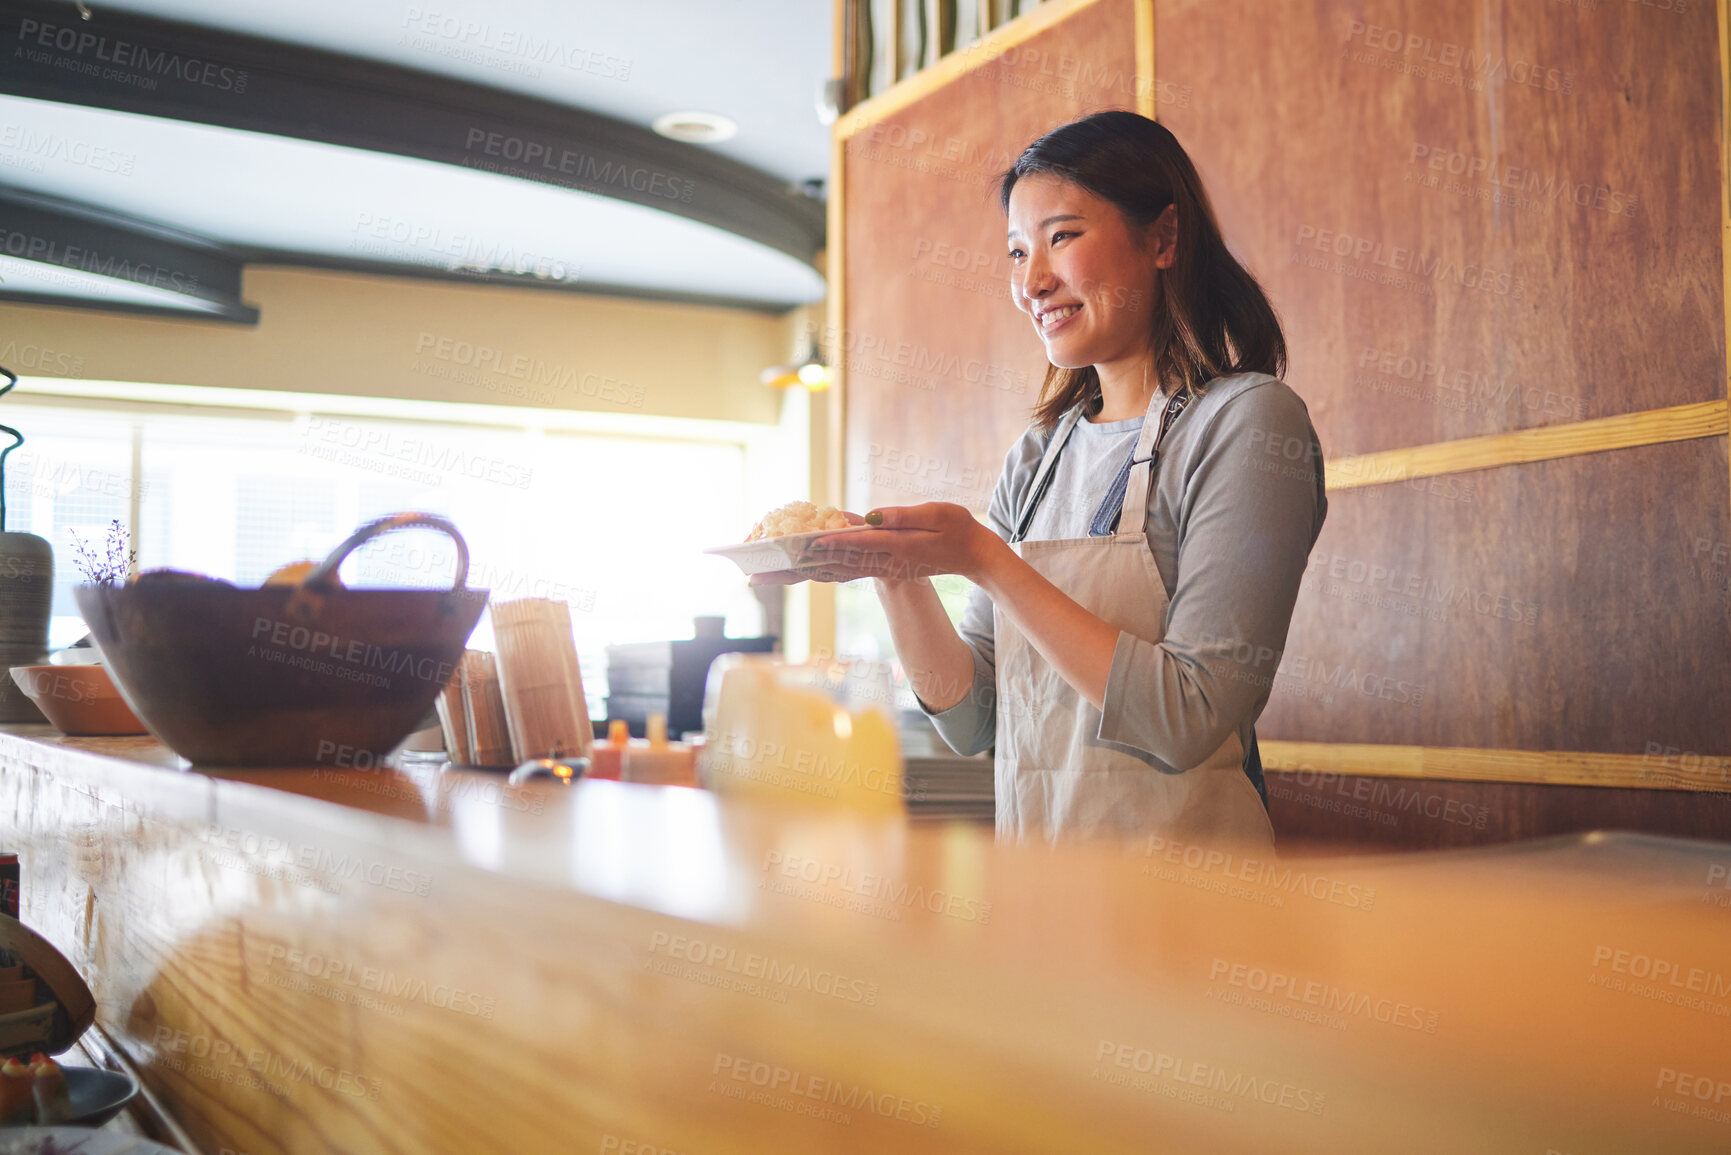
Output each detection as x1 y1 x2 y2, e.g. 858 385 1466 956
1051 230 1077 244
1007 247 1025 261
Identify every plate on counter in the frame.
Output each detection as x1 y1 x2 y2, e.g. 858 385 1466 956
0 1124 167 1155
704 525 876 576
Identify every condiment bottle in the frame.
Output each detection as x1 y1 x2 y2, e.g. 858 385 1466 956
0 853 17 920
588 719 629 780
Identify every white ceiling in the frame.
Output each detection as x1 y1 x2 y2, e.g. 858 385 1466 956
63 0 834 185
0 95 827 306
0 1 833 313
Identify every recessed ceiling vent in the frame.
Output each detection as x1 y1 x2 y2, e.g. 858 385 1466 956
652 111 738 143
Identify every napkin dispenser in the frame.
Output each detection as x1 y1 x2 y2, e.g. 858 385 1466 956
700 655 903 816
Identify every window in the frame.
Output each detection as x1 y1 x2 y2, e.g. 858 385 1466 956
4 395 774 721
0 406 136 647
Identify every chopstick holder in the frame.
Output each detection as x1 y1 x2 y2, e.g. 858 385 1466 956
489 598 595 764
460 650 514 768
434 664 471 765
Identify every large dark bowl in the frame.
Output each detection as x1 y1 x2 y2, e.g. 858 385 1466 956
75 514 487 767
18 1067 140 1128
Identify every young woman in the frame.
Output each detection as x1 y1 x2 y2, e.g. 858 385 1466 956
759 111 1326 846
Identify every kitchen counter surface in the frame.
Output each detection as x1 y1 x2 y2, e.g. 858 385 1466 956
1 724 1727 1154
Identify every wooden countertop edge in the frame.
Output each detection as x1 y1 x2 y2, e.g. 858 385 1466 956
0 725 957 934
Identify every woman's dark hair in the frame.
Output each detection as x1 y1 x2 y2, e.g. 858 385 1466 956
998 110 1286 428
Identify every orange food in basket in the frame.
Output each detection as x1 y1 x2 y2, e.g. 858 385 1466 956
263 560 343 587
29 1053 68 1124
0 1056 32 1123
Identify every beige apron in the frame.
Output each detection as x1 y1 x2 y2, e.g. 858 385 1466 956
993 388 1276 847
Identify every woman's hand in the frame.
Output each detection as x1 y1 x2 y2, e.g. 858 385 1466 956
746 504 1008 587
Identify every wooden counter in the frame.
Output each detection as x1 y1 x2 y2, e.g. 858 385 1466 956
1 724 1727 1154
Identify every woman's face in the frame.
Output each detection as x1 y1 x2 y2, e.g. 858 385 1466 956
1006 172 1172 371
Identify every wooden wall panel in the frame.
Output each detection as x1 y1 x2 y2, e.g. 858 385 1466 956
1256 436 1731 754
1265 771 1731 853
841 0 1140 515
1158 0 1724 458
836 0 1728 809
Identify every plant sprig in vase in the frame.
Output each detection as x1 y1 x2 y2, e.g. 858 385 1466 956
70 520 135 588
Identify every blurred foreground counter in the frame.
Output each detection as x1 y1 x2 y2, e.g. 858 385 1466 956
0 724 1727 1154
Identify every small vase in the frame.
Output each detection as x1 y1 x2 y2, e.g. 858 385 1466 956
0 532 52 722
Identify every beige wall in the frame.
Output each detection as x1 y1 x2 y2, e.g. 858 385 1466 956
0 261 840 655
0 265 799 426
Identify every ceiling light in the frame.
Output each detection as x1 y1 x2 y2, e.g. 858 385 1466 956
762 333 830 392
652 111 738 144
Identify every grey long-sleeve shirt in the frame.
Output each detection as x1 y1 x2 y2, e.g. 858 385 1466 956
920 372 1327 773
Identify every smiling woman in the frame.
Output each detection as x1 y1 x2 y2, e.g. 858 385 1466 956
783 111 1328 848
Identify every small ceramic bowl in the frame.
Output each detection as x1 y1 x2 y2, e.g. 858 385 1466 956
8 665 147 736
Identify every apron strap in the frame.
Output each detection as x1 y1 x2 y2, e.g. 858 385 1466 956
1107 384 1192 539
1010 407 1085 544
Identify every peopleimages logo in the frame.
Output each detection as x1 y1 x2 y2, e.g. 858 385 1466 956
400 7 632 81
708 733 900 799
462 129 694 203
1343 19 1574 94
1356 345 1584 421
0 229 200 296
1142 836 1377 911
1193 631 1429 708
1590 946 1731 999
1306 552 1539 627
1092 1041 1326 1115
710 1052 943 1127
1407 144 1638 217
264 944 496 1019
299 416 535 489
647 931 879 1007
1207 958 1440 1032
16 18 250 93
200 823 434 898
1271 765 1491 830
413 332 643 408
1293 224 1524 299
249 615 460 688
760 851 993 924
0 124 135 175
151 1027 379 1101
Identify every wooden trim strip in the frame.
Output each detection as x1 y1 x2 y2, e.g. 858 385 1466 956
1720 0 1731 529
891 0 905 85
1259 741 1731 793
828 127 847 515
1134 0 1155 120
834 0 847 82
1325 400 1730 490
819 103 847 661
836 0 1106 137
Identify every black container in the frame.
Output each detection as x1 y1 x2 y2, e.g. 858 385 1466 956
0 532 51 722
604 618 776 738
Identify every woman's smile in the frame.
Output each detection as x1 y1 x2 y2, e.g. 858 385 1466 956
1036 301 1084 335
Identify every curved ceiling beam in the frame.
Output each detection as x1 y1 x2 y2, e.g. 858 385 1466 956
0 0 826 267
0 182 257 321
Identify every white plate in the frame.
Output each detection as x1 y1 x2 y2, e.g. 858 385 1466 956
704 525 875 576
0 1127 174 1155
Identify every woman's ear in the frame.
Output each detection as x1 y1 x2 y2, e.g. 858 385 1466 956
1150 203 1178 270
